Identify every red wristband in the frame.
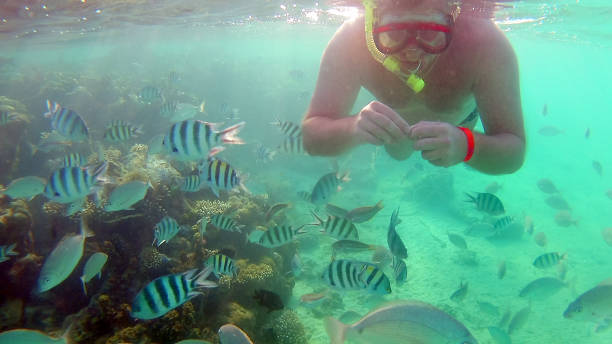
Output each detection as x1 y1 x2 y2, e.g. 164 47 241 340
457 127 474 162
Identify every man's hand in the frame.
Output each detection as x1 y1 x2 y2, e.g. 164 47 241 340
409 121 468 167
352 101 412 146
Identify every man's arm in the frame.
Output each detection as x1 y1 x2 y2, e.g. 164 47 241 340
302 20 362 156
469 23 525 174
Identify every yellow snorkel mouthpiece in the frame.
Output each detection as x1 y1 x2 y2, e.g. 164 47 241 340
363 0 425 93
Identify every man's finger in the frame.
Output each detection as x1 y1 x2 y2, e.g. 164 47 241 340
413 137 443 151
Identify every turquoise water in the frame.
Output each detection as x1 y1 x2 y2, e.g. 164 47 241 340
1 0 612 343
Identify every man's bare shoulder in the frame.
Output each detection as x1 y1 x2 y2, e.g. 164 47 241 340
458 15 514 56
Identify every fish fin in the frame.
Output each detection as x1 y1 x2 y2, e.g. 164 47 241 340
375 200 384 209
209 183 220 198
207 146 225 158
594 319 612 333
324 317 348 344
80 218 95 238
43 99 54 118
218 121 245 144
81 276 88 296
464 192 476 203
66 199 85 216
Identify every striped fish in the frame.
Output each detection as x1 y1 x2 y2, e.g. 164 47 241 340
257 225 305 248
309 172 350 206
43 162 107 204
271 119 302 138
297 191 312 202
104 121 142 142
160 100 178 117
255 144 276 163
62 152 88 167
359 263 392 295
277 136 306 155
205 254 238 278
181 175 202 192
321 259 365 291
466 192 505 215
153 216 182 246
0 111 18 125
201 158 244 198
311 212 359 240
138 86 163 103
162 120 245 161
493 215 515 230
44 100 89 142
387 208 407 259
392 256 407 284
130 267 217 320
533 252 567 269
208 214 242 232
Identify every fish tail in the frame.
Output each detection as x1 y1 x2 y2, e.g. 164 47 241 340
219 121 245 144
390 207 401 227
310 210 324 227
464 192 476 203
193 266 218 289
324 317 348 344
5 243 18 256
375 200 384 209
81 276 88 296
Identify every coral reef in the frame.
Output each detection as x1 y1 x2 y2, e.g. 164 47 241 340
262 309 309 344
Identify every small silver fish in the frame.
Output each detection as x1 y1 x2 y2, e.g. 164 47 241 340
564 278 612 332
536 178 559 194
450 281 468 302
447 232 467 249
104 180 151 212
519 277 567 300
80 252 108 295
37 220 93 293
1 176 46 200
508 305 530 335
325 300 478 344
545 194 571 211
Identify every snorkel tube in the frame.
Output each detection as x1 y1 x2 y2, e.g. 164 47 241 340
363 0 425 93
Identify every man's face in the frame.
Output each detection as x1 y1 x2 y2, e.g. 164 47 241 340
373 1 453 65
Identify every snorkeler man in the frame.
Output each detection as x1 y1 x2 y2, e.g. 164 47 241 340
302 0 525 175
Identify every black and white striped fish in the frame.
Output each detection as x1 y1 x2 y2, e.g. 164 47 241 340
44 100 89 142
138 86 163 104
392 256 407 284
0 111 18 125
130 267 217 320
321 259 365 291
160 100 178 118
387 208 407 259
43 162 107 204
309 171 350 205
257 225 305 248
104 120 142 142
255 144 276 163
493 215 516 230
200 158 245 198
533 252 567 269
153 216 182 246
162 120 245 161
205 254 238 278
311 212 359 240
208 214 242 232
466 192 505 216
181 175 202 192
62 152 88 167
359 263 392 295
271 119 302 138
277 136 306 155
